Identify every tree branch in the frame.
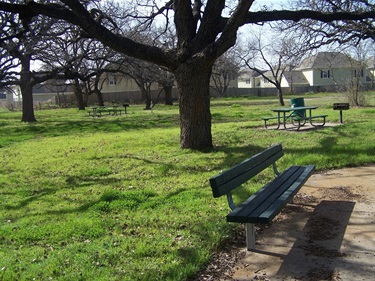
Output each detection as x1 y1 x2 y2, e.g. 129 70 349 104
244 9 375 24
0 1 174 68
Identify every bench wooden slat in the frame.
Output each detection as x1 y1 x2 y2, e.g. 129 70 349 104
210 144 284 197
257 165 314 222
226 165 314 223
250 166 307 218
226 165 302 223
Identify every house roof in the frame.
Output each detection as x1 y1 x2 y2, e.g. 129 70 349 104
283 71 309 85
296 52 361 70
33 83 74 94
238 69 266 79
260 70 309 85
365 56 375 69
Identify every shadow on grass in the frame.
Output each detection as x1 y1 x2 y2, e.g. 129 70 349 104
0 114 181 147
3 188 57 210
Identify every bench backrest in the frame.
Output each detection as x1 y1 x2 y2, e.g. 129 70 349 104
209 144 284 198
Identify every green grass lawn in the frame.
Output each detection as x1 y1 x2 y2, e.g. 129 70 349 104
0 93 374 280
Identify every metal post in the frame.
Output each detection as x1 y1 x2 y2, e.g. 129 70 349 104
246 223 255 250
340 110 343 123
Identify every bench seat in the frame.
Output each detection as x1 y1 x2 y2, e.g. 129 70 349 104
227 165 315 224
294 114 328 120
262 116 282 129
308 114 328 119
294 114 327 127
262 116 279 121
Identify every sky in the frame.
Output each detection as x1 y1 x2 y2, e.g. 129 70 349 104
252 0 291 11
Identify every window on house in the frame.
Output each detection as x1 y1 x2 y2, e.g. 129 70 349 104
354 69 364 77
108 76 117 85
321 70 331 79
245 79 251 84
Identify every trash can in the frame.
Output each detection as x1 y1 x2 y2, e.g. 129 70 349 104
290 97 305 118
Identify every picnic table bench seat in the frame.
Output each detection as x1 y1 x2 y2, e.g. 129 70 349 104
292 114 328 127
209 144 315 250
262 116 281 128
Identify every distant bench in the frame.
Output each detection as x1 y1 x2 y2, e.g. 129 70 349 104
209 144 315 250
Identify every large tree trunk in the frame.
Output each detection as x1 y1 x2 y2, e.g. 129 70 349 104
96 90 105 106
73 79 85 110
141 88 152 110
20 82 36 122
75 90 85 110
175 62 213 150
20 59 36 122
140 84 152 110
164 84 173 105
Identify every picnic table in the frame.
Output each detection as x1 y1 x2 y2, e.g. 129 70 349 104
263 106 327 130
87 105 127 117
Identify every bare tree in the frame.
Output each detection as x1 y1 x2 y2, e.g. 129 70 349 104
41 24 91 109
211 48 240 97
240 30 303 106
41 22 119 109
110 56 162 110
79 41 119 107
343 44 370 106
1 0 375 148
283 1 375 49
154 68 175 107
0 8 59 121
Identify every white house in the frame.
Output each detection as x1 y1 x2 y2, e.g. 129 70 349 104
238 52 369 89
294 52 367 87
5 83 74 103
237 69 266 88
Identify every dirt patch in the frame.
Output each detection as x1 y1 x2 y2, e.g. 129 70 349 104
293 192 319 205
196 250 246 280
305 215 341 241
191 227 246 280
320 186 364 202
191 223 273 281
301 244 346 258
305 267 342 281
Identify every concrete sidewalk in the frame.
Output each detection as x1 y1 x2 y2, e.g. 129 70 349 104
227 165 375 281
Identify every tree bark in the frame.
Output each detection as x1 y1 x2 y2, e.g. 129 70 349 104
164 84 173 105
20 58 36 122
73 78 85 110
175 62 213 150
96 90 105 106
277 87 285 106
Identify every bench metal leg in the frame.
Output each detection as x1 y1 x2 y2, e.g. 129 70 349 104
310 116 326 127
246 223 255 250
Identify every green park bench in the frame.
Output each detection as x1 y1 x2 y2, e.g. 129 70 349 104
209 144 315 250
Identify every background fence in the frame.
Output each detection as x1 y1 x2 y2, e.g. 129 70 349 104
2 83 375 109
